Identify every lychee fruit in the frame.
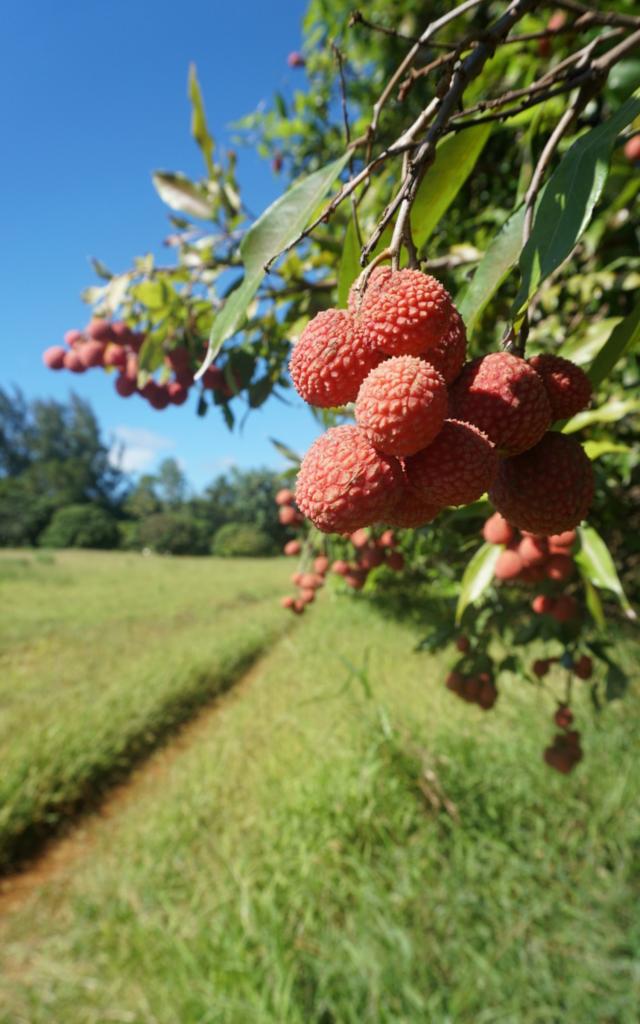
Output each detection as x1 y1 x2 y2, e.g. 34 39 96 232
482 512 514 546
532 594 554 615
275 488 295 506
287 51 306 68
450 352 551 455
378 529 396 548
489 432 594 535
405 419 497 506
167 382 189 405
554 705 574 729
350 528 370 549
456 635 470 653
115 374 137 397
64 329 83 347
355 356 448 457
295 425 401 534
624 135 640 163
279 506 299 526
421 308 467 385
86 319 116 343
358 269 458 358
518 535 548 566
574 654 593 680
103 344 127 369
314 556 329 575
281 595 295 609
289 309 384 408
494 549 523 580
383 485 441 529
344 568 367 589
550 594 579 623
528 353 592 420
284 540 301 556
43 346 66 370
63 350 86 373
532 659 551 678
331 559 349 576
546 553 574 582
358 544 384 570
548 529 576 551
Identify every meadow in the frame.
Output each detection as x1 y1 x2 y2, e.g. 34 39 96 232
1 551 639 1023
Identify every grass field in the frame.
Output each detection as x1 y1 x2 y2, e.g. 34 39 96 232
1 552 639 1022
0 549 289 868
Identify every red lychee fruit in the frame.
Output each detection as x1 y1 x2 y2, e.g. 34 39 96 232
142 382 170 410
574 654 593 680
421 308 467 385
477 679 498 710
295 426 401 534
528 353 592 421
358 269 458 358
331 559 350 576
532 594 554 615
518 535 548 566
378 529 396 548
624 135 640 163
291 572 303 586
281 595 295 609
548 529 576 551
86 319 116 343
314 556 329 575
63 350 86 373
405 419 497 506
78 341 106 368
350 528 370 549
64 329 83 347
202 365 226 391
115 374 137 397
446 671 464 694
292 599 306 615
167 381 189 405
543 744 575 774
287 51 306 68
554 705 574 729
289 309 384 408
494 549 523 580
550 594 579 623
279 506 299 526
456 635 470 653
284 540 301 556
355 356 448 457
383 485 441 529
450 352 551 456
275 488 295 506
299 588 315 605
358 544 384 571
299 572 324 590
111 322 138 347
482 512 515 546
344 568 368 589
43 346 66 370
546 553 574 582
489 432 594 535
386 551 405 571
103 344 127 369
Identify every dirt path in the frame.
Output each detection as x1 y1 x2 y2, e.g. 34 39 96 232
0 653 269 917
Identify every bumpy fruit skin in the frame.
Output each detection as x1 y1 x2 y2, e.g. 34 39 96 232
489 432 594 535
482 512 514 545
405 419 497 506
383 485 441 528
295 425 401 534
43 346 66 370
450 352 551 455
355 356 448 457
289 309 384 408
358 269 457 357
421 308 467 385
528 353 592 420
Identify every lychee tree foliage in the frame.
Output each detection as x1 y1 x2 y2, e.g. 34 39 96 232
47 0 640 767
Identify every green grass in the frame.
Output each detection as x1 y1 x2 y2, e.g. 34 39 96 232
2 587 639 1023
0 549 289 868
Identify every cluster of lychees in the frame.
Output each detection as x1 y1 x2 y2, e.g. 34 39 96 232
277 486 405 613
545 712 583 774
445 655 498 710
291 268 594 537
43 321 233 410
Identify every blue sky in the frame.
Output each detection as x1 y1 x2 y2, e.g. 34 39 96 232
1 0 324 490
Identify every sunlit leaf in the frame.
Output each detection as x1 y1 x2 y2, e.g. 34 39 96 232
576 525 635 619
152 171 212 220
411 124 492 251
337 216 361 308
583 440 631 460
587 299 640 386
563 398 640 433
455 542 500 625
580 572 606 628
512 91 640 316
270 437 301 465
188 64 215 176
458 205 525 333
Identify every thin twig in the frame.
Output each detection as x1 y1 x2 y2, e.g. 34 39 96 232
332 41 363 249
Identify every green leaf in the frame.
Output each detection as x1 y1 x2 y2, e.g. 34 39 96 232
583 440 631 460
133 280 170 310
561 317 622 367
188 64 215 177
91 257 113 280
197 154 350 378
337 217 361 308
587 299 640 387
458 205 525 334
270 437 301 465
583 575 606 628
512 92 640 316
576 525 635 619
138 335 165 373
152 171 212 220
563 397 640 433
411 124 492 252
455 542 500 625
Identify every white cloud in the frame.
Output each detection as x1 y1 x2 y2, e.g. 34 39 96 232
109 426 176 474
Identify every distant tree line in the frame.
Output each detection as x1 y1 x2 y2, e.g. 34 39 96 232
0 388 290 555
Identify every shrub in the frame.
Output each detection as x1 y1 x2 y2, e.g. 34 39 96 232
211 522 275 557
39 504 119 549
135 513 209 555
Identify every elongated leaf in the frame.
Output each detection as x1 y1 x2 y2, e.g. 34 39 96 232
197 154 350 378
513 92 640 315
337 217 361 308
458 205 525 333
587 299 640 386
188 64 215 176
152 171 212 220
576 525 635 618
561 317 622 367
410 124 492 251
455 542 501 625
580 573 606 628
583 440 631 460
563 397 640 434
270 437 301 465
